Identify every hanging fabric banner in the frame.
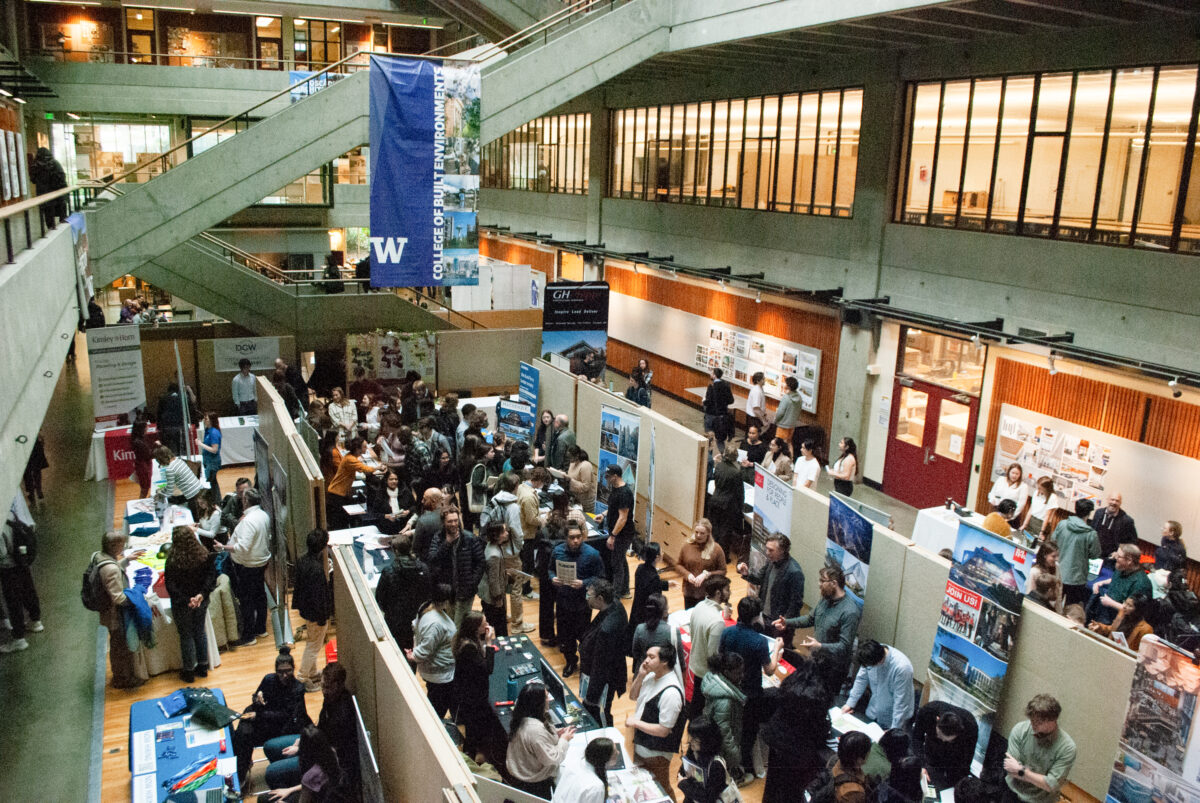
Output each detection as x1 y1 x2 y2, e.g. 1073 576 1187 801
928 521 1029 765
1107 636 1200 800
827 494 873 604
749 467 793 576
369 55 480 287
540 281 609 381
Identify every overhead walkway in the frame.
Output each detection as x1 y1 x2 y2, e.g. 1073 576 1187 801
428 0 552 40
89 69 369 286
480 0 960 139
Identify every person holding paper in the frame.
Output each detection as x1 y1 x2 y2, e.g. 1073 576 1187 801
843 640 914 730
550 521 605 677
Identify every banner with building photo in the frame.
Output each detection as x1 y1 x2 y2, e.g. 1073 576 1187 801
368 56 481 287
928 521 1029 765
1106 636 1200 802
827 494 873 604
86 327 146 426
541 282 609 382
595 404 639 516
345 332 436 386
750 466 793 577
497 398 535 445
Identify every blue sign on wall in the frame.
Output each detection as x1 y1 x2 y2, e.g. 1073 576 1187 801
518 362 539 409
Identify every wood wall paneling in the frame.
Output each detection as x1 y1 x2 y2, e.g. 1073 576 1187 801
479 236 555 277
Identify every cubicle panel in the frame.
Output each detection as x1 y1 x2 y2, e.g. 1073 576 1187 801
892 546 949 685
1000 602 1135 799
857 528 911 649
287 432 321 557
789 487 833 611
140 338 197 419
373 642 481 803
332 548 383 744
436 328 542 394
532 359 578 431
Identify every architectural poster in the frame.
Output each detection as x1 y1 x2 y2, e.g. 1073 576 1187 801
928 520 1028 765
827 494 872 603
694 325 819 413
749 466 793 578
595 404 639 516
993 410 1110 507
345 332 436 386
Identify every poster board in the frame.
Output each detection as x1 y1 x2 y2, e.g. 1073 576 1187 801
596 404 640 516
86 327 146 425
827 494 872 604
609 293 821 412
346 332 436 387
993 403 1200 552
496 397 534 445
212 337 281 372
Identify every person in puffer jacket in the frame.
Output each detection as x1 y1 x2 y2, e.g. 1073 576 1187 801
702 651 749 784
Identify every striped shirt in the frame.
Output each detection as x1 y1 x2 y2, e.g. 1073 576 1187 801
161 458 204 500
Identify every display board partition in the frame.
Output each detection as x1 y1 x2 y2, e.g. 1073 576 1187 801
254 377 322 563
531 358 578 434
437 328 542 394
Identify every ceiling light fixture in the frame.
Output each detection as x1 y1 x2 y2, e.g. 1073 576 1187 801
1169 377 1182 398
67 112 80 120
13 97 25 104
755 291 762 303
1047 353 1057 376
135 12 143 20
256 17 274 27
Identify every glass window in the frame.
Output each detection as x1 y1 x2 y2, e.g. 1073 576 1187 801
935 399 971 462
899 328 986 395
481 112 591 195
895 387 928 447
900 62 1200 255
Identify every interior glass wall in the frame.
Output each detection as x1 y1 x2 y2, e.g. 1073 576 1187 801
897 64 1200 253
608 88 862 215
481 113 590 194
49 118 174 182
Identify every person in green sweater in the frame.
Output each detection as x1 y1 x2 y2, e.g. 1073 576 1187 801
774 564 861 695
1051 500 1100 609
1003 694 1076 803
701 651 749 785
1088 543 1152 626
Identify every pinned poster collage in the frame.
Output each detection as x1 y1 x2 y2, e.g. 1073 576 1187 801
694 325 819 414
927 521 1029 764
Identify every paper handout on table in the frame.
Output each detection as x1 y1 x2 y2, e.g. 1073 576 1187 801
555 560 577 584
132 729 157 775
828 707 885 741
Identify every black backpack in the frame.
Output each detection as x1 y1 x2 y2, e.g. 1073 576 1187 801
6 518 36 567
81 551 117 612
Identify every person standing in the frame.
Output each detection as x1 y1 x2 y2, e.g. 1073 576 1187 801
1090 492 1138 562
293 528 333 692
701 368 735 454
479 521 512 638
154 446 205 513
452 611 507 766
406 583 457 718
603 464 635 598
231 359 257 415
911 701 978 790
736 534 805 645
375 534 432 650
216 488 271 646
677 519 726 611
409 487 445 563
550 521 605 676
155 383 188 458
579 579 628 727
708 447 745 560
719 596 783 776
130 420 155 499
772 376 803 449
427 507 485 627
745 372 769 434
1003 695 1076 803
29 147 68 228
163 525 216 682
327 387 359 440
774 564 860 693
827 437 859 497
0 513 44 653
626 644 686 801
92 532 146 687
547 415 577 472
738 425 769 483
843 640 914 729
21 434 48 506
688 575 732 717
795 439 821 490
1051 499 1101 609
274 357 308 404
197 412 223 500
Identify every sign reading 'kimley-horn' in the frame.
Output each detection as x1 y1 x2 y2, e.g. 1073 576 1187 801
368 55 481 288
86 326 146 424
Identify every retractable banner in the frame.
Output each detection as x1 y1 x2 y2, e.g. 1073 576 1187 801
518 362 539 409
86 327 146 425
750 467 793 576
928 521 1028 764
826 494 873 604
1107 636 1200 801
540 281 609 381
369 55 480 287
596 404 639 516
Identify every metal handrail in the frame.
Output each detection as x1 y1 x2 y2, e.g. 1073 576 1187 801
473 0 626 62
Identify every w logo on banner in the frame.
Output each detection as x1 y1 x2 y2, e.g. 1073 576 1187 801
370 237 409 264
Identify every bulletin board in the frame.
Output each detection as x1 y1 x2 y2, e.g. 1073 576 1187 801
608 293 821 412
992 403 1200 552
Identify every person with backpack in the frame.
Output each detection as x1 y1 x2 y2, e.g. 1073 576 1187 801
626 643 686 801
85 531 146 687
480 472 532 634
0 509 43 653
812 730 873 803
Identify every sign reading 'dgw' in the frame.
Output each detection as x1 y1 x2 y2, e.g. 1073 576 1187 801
213 337 281 372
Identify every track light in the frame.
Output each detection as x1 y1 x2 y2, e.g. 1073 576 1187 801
755 291 761 303
971 333 980 346
1047 354 1057 376
1170 377 1182 398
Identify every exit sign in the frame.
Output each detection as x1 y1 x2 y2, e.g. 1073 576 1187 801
44 113 54 120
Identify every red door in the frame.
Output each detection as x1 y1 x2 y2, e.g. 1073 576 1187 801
882 377 980 510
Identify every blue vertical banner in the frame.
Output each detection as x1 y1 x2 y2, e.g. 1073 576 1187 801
518 362 540 408
369 56 480 287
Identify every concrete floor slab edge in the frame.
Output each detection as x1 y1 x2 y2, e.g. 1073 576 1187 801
88 626 107 803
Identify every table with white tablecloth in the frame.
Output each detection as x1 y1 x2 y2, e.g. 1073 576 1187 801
911 505 988 555
86 418 256 481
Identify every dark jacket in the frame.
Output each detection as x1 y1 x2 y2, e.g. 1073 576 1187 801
1091 508 1138 558
702 379 735 417
412 511 444 565
30 148 67 193
626 561 669 652
375 554 432 648
580 601 629 697
746 556 805 621
710 460 745 513
452 640 497 718
164 554 217 607
156 391 185 428
245 672 311 734
293 551 333 624
1156 538 1188 573
547 427 577 471
912 700 978 789
429 533 486 603
319 691 359 791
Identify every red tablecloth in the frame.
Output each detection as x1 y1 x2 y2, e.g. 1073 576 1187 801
103 425 157 480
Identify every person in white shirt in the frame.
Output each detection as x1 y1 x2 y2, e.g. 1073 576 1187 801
154 446 205 507
626 644 686 799
1022 475 1065 537
327 387 358 439
216 489 271 646
551 737 617 803
745 371 768 433
988 463 1029 516
231 358 257 415
795 438 821 490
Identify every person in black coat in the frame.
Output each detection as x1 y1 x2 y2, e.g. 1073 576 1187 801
29 147 68 228
375 534 433 650
367 470 416 536
163 526 218 683
533 501 569 647
262 661 360 794
427 507 485 625
579 579 628 727
452 611 508 767
233 647 311 787
709 446 747 561
911 700 978 790
294 529 334 691
626 542 669 655
702 368 736 453
736 535 805 647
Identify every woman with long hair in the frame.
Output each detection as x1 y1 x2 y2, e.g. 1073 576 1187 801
317 430 342 488
164 525 217 682
533 409 554 466
1027 541 1063 610
1040 507 1070 542
1156 520 1188 573
232 647 308 787
260 723 344 803
506 681 577 799
795 439 822 490
547 445 596 512
827 436 858 496
1021 476 1063 538
130 419 155 498
452 610 506 765
552 737 616 803
761 437 794 483
631 593 671 667
534 495 570 646
197 411 222 499
677 519 726 610
1090 593 1155 651
326 386 357 439
460 435 496 530
987 462 1028 516
193 489 223 544
479 522 511 637
678 715 734 803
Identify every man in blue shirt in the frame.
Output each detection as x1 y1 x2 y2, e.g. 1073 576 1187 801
550 521 605 677
719 595 783 772
843 639 914 729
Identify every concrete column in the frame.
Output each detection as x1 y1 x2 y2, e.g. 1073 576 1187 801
830 320 874 457
586 94 607 245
